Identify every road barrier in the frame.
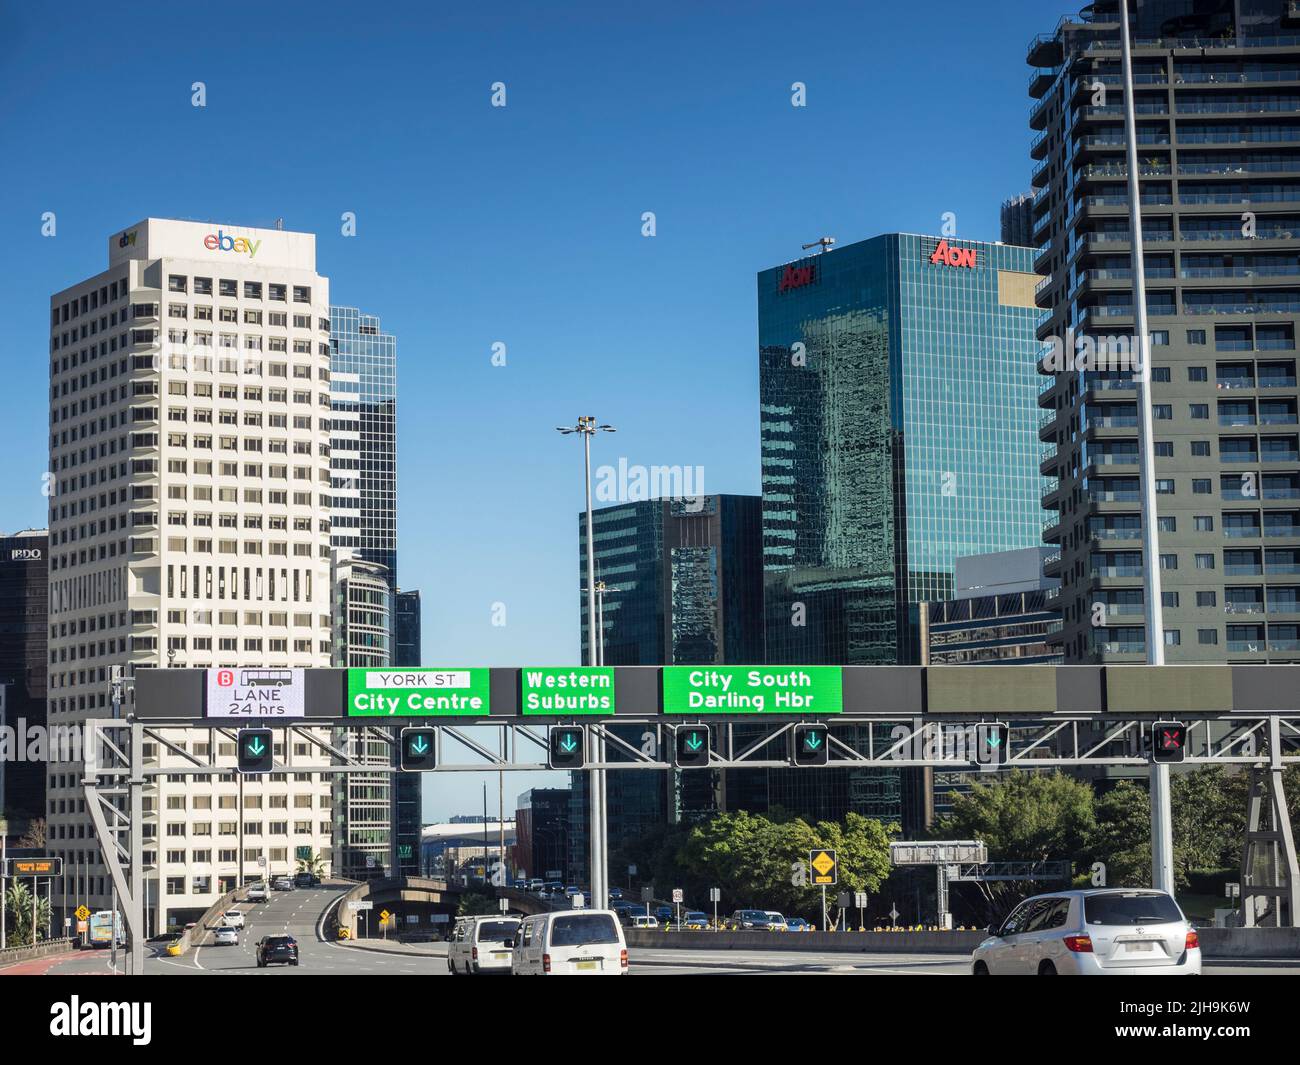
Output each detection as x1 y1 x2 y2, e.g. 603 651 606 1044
627 926 1300 958
0 937 75 968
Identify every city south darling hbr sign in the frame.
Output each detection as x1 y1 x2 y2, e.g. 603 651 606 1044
348 669 491 716
662 667 843 714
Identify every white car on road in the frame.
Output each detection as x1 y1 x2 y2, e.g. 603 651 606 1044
971 889 1200 975
212 926 240 946
246 884 268 903
221 909 245 929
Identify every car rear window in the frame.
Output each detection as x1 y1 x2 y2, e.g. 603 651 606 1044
551 914 620 946
1084 893 1183 926
475 920 519 942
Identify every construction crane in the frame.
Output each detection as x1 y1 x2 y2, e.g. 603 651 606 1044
801 236 835 254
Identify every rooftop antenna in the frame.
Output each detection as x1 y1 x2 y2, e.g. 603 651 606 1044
802 236 835 255
275 218 284 231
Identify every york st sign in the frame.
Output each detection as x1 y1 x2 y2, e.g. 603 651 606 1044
347 669 491 716
928 238 977 268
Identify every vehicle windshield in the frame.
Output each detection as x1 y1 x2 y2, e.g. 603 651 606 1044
1084 893 1183 926
685 913 706 920
551 914 620 946
476 920 520 942
742 911 766 919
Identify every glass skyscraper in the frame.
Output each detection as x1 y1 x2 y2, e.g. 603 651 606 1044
329 307 397 582
758 233 1045 835
760 233 1047 666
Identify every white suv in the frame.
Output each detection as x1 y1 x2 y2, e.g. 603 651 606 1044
972 889 1200 976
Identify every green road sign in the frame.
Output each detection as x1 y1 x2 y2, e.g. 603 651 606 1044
662 667 843 715
520 667 615 715
347 669 491 717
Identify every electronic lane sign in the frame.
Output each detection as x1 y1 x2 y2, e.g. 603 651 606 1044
1152 721 1188 764
975 721 1010 768
237 728 274 774
347 669 491 717
809 849 838 886
674 726 711 768
400 727 438 772
662 667 843 715
206 668 305 718
4 857 63 878
521 668 615 715
548 726 586 770
793 723 829 766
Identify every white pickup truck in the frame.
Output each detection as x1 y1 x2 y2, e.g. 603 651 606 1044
246 883 268 903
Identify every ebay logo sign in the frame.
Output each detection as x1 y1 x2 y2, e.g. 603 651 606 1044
203 230 262 258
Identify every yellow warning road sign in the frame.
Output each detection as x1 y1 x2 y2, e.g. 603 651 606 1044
75 905 91 922
810 849 838 885
379 909 391 923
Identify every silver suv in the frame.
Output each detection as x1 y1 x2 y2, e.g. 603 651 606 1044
971 889 1200 975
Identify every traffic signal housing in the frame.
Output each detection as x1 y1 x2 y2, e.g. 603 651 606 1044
237 728 274 774
975 722 1009 768
548 726 585 770
1152 721 1187 764
400 727 437 772
793 724 829 766
674 726 710 768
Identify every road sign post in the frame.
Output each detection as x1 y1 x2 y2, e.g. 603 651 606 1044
672 887 683 930
709 886 720 931
855 891 868 931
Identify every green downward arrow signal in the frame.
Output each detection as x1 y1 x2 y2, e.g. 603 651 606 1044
686 733 703 752
805 732 822 750
410 736 429 755
985 733 1002 749
560 735 578 754
247 738 266 757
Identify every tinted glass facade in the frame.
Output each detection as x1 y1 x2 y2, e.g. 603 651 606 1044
329 307 397 582
0 531 48 836
757 234 1043 835
760 233 1046 665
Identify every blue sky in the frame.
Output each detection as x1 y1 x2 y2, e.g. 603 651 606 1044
1 0 1053 818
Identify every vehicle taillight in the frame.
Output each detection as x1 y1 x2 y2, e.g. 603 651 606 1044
1063 935 1093 953
472 946 478 961
620 949 628 968
542 953 551 973
1185 930 1199 950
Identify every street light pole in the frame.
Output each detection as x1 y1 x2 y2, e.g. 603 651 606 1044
556 416 616 911
1119 0 1174 896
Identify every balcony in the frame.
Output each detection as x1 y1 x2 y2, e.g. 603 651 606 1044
1089 489 1141 503
1087 415 1140 429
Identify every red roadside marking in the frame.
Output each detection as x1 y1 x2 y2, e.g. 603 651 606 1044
0 951 83 976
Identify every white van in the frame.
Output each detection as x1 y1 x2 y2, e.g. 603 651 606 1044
629 915 659 930
511 909 628 976
448 915 521 975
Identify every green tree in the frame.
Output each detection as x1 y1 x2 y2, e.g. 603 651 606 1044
4 880 52 946
1089 780 1150 887
295 850 327 878
455 891 498 917
936 770 1095 862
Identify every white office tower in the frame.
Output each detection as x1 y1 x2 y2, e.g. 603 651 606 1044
47 219 336 932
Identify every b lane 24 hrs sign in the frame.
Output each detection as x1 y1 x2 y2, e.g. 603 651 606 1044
347 669 491 716
206 668 305 718
662 666 843 714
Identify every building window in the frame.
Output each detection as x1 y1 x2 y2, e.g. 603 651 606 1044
1191 441 1211 456
1187 331 1207 346
1190 404 1210 419
1195 553 1216 570
1192 479 1212 494
1156 479 1175 494
1163 630 1181 646
1158 516 1176 532
1194 516 1214 532
1160 553 1178 570
1155 442 1174 457
1198 629 1218 645
1154 404 1172 419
